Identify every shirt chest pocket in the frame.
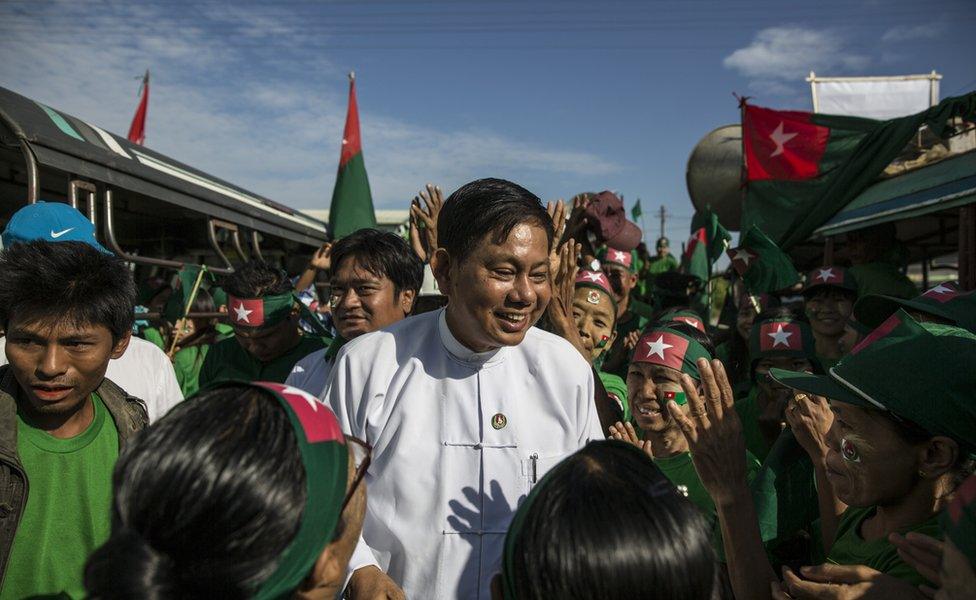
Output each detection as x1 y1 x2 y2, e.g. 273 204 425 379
521 452 566 491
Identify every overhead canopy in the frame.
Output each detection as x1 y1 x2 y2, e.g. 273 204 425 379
814 151 976 238
0 86 327 246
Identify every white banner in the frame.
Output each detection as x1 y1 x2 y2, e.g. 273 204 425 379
813 78 938 120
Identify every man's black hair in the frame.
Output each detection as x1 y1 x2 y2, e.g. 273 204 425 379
222 260 292 298
437 178 553 262
330 229 424 296
0 241 135 341
505 440 719 600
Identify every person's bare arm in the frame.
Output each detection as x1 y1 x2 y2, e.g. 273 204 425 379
295 242 332 294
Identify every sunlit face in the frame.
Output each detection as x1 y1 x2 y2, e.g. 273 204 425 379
5 314 128 417
806 288 854 337
823 401 920 507
602 263 637 307
755 356 813 406
232 313 301 363
571 287 616 362
627 363 694 433
434 223 551 352
936 538 976 600
329 257 415 340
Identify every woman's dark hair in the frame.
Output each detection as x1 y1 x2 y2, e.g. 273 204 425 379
438 178 553 262
85 386 307 599
505 440 718 600
330 228 424 296
0 240 136 341
222 260 292 298
178 288 221 349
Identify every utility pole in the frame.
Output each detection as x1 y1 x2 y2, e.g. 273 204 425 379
658 205 667 242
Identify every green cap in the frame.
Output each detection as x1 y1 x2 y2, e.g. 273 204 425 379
656 307 705 333
942 473 976 572
770 310 976 456
854 281 976 333
631 324 713 381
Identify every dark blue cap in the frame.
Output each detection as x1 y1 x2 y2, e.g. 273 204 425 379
2 201 111 254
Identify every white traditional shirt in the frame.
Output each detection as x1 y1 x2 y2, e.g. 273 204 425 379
324 308 601 599
284 347 332 397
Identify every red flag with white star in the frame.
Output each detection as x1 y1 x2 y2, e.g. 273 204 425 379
743 104 829 182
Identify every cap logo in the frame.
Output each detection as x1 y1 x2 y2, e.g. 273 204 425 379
922 282 959 303
728 247 758 275
260 383 344 444
230 297 265 326
50 227 75 239
637 332 690 371
760 321 801 351
813 267 842 284
586 290 601 305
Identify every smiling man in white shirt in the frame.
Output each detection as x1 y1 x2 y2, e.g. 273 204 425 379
325 178 602 599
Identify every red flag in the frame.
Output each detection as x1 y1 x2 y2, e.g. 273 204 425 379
127 70 149 145
743 104 829 181
339 76 362 168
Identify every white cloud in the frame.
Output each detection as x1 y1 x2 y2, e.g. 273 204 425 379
0 1 619 210
723 26 870 81
881 22 947 43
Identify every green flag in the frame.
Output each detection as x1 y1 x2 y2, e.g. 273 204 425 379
727 226 800 294
741 93 976 249
631 198 643 220
328 75 376 240
691 207 732 265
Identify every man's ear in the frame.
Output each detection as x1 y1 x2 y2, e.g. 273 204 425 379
430 248 453 295
628 272 638 286
111 331 131 360
919 436 959 479
399 289 417 315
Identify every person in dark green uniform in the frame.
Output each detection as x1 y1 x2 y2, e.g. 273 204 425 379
609 323 760 517
643 235 679 288
0 239 147 598
598 246 656 379
571 269 629 422
197 261 327 389
171 289 233 397
803 266 858 370
734 307 820 462
844 223 917 299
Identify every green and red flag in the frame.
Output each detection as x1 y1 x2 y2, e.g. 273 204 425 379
741 93 976 249
727 225 800 294
690 206 732 265
328 74 376 240
680 226 709 283
127 70 149 145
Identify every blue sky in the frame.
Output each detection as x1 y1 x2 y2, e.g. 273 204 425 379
1 0 974 244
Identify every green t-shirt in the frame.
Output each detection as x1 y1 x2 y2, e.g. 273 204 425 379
598 371 630 424
140 326 166 350
654 450 762 517
647 254 679 276
173 344 210 398
735 387 773 462
197 335 328 389
215 322 235 337
827 506 941 586
2 395 119 600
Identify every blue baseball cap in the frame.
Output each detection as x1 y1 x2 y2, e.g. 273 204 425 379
2 201 111 254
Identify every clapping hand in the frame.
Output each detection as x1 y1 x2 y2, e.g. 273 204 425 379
409 184 444 263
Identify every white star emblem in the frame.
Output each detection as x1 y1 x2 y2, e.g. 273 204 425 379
925 283 954 296
644 335 674 360
767 324 793 348
341 138 348 145
232 302 253 323
815 268 835 282
770 121 798 158
282 385 320 412
583 271 603 282
731 248 755 267
612 250 628 262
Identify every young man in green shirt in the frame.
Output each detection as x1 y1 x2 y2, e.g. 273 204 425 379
197 261 328 389
0 240 148 598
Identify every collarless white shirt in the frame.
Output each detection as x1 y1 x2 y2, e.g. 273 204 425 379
324 308 601 599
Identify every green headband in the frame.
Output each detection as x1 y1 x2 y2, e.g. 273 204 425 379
228 382 350 600
227 291 295 328
631 325 712 381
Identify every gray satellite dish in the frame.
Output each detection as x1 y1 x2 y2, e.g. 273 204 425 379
686 124 743 231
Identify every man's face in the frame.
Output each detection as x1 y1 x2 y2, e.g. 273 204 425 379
602 264 636 306
233 313 300 363
433 222 551 352
627 363 692 433
5 315 128 416
330 257 415 340
657 244 669 258
571 288 616 362
823 400 920 508
806 288 853 337
737 302 758 341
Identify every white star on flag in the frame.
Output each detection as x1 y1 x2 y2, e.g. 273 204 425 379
815 268 835 282
233 302 253 323
341 138 348 145
767 324 793 348
770 121 798 158
731 248 755 267
583 271 603 282
282 385 321 411
645 335 674 360
926 283 954 295
612 250 628 262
